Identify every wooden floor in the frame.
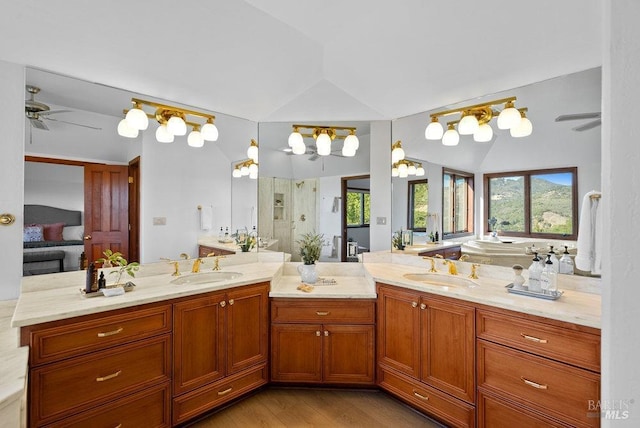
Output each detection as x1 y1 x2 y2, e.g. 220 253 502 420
188 387 444 427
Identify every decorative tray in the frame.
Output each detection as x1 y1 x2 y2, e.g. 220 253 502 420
80 282 135 298
505 283 563 300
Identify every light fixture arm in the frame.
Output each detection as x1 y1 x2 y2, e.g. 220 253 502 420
429 96 517 120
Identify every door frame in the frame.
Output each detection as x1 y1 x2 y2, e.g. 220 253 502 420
340 174 370 261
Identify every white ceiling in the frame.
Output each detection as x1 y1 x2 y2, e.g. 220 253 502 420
0 1 602 122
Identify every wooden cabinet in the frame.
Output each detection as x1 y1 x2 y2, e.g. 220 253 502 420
418 245 461 259
198 245 235 257
172 282 269 425
476 308 601 427
377 283 475 427
270 298 376 385
21 303 172 427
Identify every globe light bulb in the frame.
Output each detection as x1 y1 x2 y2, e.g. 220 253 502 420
344 133 359 151
292 141 306 155
232 168 242 178
473 123 493 142
407 164 417 175
167 115 187 136
248 163 258 175
442 125 460 146
240 165 249 176
458 113 479 135
510 115 533 138
391 167 399 177
342 144 356 157
201 121 219 141
425 118 444 140
316 132 332 156
416 165 425 176
398 163 409 178
288 130 303 147
155 124 174 143
247 140 259 162
117 118 139 138
187 129 204 147
391 142 405 163
497 101 522 129
125 105 148 130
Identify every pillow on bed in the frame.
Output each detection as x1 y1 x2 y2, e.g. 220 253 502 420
63 225 84 241
42 222 65 241
24 225 44 242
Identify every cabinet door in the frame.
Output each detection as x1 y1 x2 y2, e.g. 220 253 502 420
271 323 322 382
226 283 269 375
377 284 421 378
173 292 226 396
323 324 375 384
421 296 475 403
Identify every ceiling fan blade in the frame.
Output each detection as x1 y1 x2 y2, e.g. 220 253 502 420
555 112 601 122
29 118 49 131
43 117 102 130
38 109 73 116
573 119 601 132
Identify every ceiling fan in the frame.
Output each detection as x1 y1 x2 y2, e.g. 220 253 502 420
25 85 101 131
555 112 601 132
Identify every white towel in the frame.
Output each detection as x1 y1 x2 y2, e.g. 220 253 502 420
575 191 602 274
200 205 213 230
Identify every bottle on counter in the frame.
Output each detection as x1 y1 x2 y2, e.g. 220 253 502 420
98 271 106 289
224 227 229 238
528 252 542 292
540 254 557 294
218 227 224 239
559 245 574 275
547 245 559 273
86 262 98 293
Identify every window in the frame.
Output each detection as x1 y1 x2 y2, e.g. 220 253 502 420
408 179 428 231
443 169 474 237
484 167 577 239
346 190 370 227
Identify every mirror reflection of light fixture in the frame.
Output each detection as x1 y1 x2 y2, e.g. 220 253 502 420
118 98 219 145
425 96 532 145
247 139 259 162
391 140 405 163
287 124 359 157
233 140 259 179
392 159 425 178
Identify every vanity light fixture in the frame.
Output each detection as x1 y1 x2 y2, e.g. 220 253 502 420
424 96 532 146
287 124 359 157
118 98 219 146
232 159 258 180
391 159 425 178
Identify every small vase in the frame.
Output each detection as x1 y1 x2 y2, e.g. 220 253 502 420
297 263 318 284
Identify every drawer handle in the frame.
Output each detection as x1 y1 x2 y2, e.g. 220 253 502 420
521 376 548 390
324 331 329 336
229 299 234 306
96 370 122 382
316 311 330 316
316 331 321 336
218 387 233 396
419 303 426 310
220 301 226 308
411 301 418 308
114 424 122 428
521 333 548 344
413 390 429 401
97 327 124 338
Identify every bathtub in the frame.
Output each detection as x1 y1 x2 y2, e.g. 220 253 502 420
461 239 577 268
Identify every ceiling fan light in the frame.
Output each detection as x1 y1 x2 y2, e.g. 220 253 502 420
201 122 219 141
316 132 332 156
292 141 306 155
473 123 493 142
117 118 139 138
458 113 479 135
510 117 533 138
187 129 204 147
156 124 174 143
442 126 460 146
425 119 444 140
398 163 409 178
344 134 359 151
416 165 425 176
247 140 259 162
125 106 148 130
497 102 521 129
232 168 242 178
391 167 399 177
167 115 187 136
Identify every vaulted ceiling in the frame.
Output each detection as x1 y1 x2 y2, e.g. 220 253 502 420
0 1 602 122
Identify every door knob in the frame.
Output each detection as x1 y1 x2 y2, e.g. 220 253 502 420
84 234 92 240
0 213 15 226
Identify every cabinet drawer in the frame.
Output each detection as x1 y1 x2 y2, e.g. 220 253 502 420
45 382 171 428
477 309 600 372
31 334 171 426
478 340 600 428
173 363 268 425
378 366 475 428
271 299 375 324
478 389 568 428
27 304 172 366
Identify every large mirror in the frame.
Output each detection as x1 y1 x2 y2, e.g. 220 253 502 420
22 67 258 274
257 121 371 262
391 67 601 265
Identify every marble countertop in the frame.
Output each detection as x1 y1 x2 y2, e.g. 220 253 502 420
0 300 28 419
198 236 278 253
392 241 463 255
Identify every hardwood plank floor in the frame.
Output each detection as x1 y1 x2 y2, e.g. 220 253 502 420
188 387 444 427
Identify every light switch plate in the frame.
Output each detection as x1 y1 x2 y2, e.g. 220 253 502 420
153 217 167 226
376 216 387 225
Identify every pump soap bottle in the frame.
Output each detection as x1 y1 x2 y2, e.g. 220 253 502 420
528 252 542 292
559 246 574 275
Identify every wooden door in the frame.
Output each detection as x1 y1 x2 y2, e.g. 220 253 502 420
173 293 226 396
376 285 421 378
84 164 129 264
323 324 375 384
271 323 322 382
226 283 269 375
420 296 476 403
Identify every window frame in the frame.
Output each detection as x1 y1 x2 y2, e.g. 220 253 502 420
442 168 474 238
346 188 370 228
483 167 578 240
407 179 428 232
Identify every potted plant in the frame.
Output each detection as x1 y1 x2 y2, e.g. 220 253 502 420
296 232 325 284
97 249 140 285
392 230 405 250
237 236 256 252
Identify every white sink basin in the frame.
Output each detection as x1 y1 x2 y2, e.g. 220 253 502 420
171 271 243 285
403 272 478 288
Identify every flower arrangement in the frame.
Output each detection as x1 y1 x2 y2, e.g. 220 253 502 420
97 249 140 285
296 232 325 265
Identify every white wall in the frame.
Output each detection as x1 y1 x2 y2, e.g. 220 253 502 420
24 162 84 212
0 60 24 300
602 1 640 424
369 121 392 251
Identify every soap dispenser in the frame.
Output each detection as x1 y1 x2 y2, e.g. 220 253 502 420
528 252 542 292
547 246 559 273
559 245 574 275
540 254 557 294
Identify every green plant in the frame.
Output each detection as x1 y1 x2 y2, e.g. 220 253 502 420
97 249 140 284
392 230 405 250
296 232 324 265
237 236 256 252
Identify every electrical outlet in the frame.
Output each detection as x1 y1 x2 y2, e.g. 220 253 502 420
153 217 167 226
376 216 387 225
